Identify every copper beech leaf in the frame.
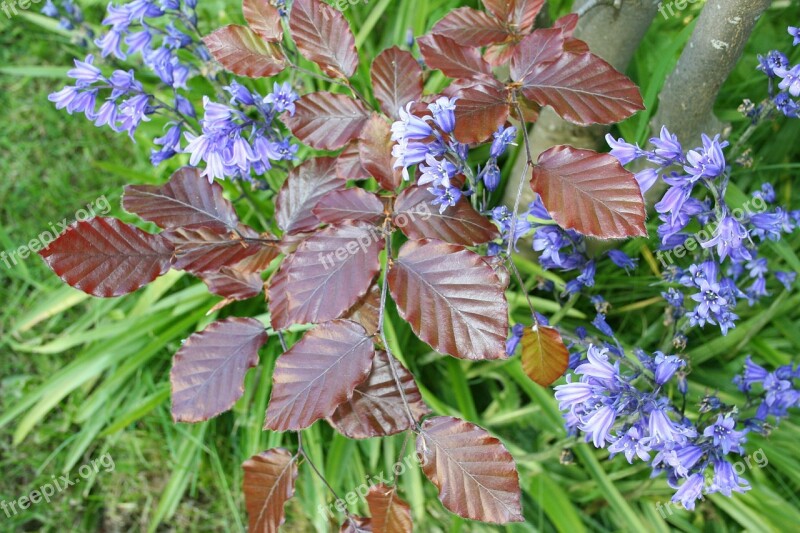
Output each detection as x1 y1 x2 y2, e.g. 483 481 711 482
509 28 565 86
122 167 239 231
366 484 413 533
345 281 381 335
313 188 386 225
265 320 376 431
388 239 508 360
268 222 383 329
289 0 359 79
417 34 492 81
453 82 510 144
165 226 263 273
520 51 645 126
242 0 283 42
417 416 523 523
170 317 268 422
203 24 285 77
371 47 423 120
328 350 430 439
283 92 372 151
39 217 173 298
531 145 647 238
520 324 569 387
358 115 402 191
276 156 346 234
431 7 509 48
337 142 372 181
393 187 499 246
198 267 263 301
242 448 298 533
482 0 544 30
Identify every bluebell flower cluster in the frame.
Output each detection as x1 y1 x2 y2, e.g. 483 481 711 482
607 126 799 337
49 54 155 140
41 0 86 32
390 99 516 212
47 1 300 181
556 339 797 510
183 82 299 182
757 26 800 118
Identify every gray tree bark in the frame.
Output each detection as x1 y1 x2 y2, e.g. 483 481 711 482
652 0 773 149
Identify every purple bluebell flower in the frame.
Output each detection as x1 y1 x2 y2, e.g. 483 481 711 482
654 353 685 386
776 271 797 290
700 216 750 261
703 415 746 454
777 64 800 96
609 426 651 463
757 50 789 78
709 460 750 497
429 186 462 213
506 324 525 355
605 134 643 165
671 473 705 510
480 160 501 191
790 26 800 46
391 102 433 141
650 126 684 164
634 167 659 194
490 125 516 158
428 96 457 133
67 54 103 85
579 404 617 448
607 250 637 273
265 82 299 115
684 134 728 181
418 154 456 188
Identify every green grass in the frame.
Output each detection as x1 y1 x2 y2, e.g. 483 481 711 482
2 1 800 531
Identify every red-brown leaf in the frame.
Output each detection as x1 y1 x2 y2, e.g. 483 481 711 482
341 518 373 532
242 0 283 42
275 156 346 234
265 320 376 431
417 416 523 523
366 484 413 533
371 47 423 120
417 34 493 81
328 351 430 439
39 217 173 298
243 448 298 533
393 187 499 246
289 0 359 79
171 317 268 422
198 267 263 300
345 281 381 335
510 28 565 85
283 92 372 151
359 115 402 191
268 222 383 329
482 0 544 31
388 239 508 360
520 324 569 386
203 24 285 77
337 142 373 181
521 52 645 126
431 7 509 47
165 226 262 273
313 188 386 225
531 145 647 238
453 83 510 144
122 167 239 231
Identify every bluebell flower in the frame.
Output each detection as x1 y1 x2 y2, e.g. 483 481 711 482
265 82 299 115
709 459 750 497
490 125 517 158
41 0 59 17
608 426 651 463
703 415 746 454
605 134 643 165
773 92 800 118
650 126 684 164
654 353 685 385
700 216 750 260
429 186 462 213
634 167 659 194
776 271 796 290
607 250 637 273
671 473 705 510
777 64 800 96
67 54 102 85
757 50 789 77
579 404 617 448
790 26 800 46
591 313 615 337
505 323 524 355
684 134 728 181
96 30 126 59
428 96 457 133
418 153 456 188
479 159 501 191
391 102 433 141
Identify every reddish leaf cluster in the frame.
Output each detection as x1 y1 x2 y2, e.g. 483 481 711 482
37 0 654 528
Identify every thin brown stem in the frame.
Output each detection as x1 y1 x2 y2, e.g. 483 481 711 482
505 93 536 259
